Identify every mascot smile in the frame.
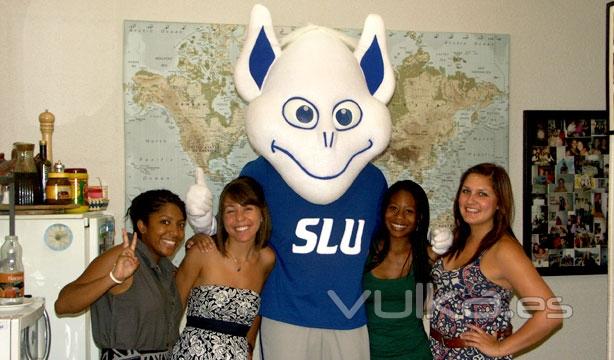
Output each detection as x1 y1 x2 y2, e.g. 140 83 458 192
269 138 374 180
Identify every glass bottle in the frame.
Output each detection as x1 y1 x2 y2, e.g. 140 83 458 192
36 140 52 203
13 142 42 205
0 235 25 305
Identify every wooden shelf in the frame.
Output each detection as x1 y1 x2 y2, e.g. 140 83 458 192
0 204 79 215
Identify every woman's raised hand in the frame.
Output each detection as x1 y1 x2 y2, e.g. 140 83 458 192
111 229 141 283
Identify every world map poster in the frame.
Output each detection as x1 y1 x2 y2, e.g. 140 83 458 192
123 21 509 248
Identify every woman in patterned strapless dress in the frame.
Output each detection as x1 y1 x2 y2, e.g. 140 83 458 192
171 177 275 360
429 163 562 359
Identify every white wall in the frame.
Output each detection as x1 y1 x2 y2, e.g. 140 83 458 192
1 0 608 358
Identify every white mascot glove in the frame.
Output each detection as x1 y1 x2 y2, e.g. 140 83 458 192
429 227 453 255
186 167 216 235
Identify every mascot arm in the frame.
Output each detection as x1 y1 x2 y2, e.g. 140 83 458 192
429 227 453 255
186 167 217 235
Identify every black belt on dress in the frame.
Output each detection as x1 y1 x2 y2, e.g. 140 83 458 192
186 315 250 337
100 348 168 360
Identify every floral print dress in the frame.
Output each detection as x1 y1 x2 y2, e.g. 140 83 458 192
429 256 513 360
171 285 260 360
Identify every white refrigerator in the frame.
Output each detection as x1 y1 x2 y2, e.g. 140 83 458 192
0 212 115 360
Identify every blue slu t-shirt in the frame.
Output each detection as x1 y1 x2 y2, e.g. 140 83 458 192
241 157 386 329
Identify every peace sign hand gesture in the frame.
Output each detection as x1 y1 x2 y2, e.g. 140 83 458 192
110 229 141 284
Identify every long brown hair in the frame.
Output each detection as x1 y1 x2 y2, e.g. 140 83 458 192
215 176 271 255
447 163 516 264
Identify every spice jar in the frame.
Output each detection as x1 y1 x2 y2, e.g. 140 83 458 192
65 168 89 213
45 172 72 205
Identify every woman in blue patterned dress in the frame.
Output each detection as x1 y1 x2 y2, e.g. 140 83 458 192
171 176 275 359
429 163 562 359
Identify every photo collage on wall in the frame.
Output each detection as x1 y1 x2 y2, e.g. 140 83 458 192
526 111 608 275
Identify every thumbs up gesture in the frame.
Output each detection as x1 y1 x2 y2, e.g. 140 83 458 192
185 167 216 235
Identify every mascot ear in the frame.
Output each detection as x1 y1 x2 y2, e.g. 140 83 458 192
234 4 281 102
354 14 395 104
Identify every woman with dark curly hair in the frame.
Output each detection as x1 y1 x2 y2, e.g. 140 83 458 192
56 189 187 359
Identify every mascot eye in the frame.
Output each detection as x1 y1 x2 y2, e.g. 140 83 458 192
282 97 319 129
332 100 362 131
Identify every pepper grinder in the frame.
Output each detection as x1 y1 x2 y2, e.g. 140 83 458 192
39 110 55 163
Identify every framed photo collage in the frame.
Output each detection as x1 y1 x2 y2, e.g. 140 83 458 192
523 110 608 276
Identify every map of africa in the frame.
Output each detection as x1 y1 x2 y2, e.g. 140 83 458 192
123 21 509 241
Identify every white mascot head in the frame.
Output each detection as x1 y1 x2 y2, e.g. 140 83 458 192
234 5 395 204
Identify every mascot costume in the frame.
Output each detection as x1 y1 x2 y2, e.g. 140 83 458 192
187 5 450 359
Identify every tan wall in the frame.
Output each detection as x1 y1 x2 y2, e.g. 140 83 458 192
0 1 607 358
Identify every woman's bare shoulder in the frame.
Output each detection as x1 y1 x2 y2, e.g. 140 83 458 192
182 245 222 272
492 233 525 255
488 233 533 272
259 246 276 269
477 234 530 289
